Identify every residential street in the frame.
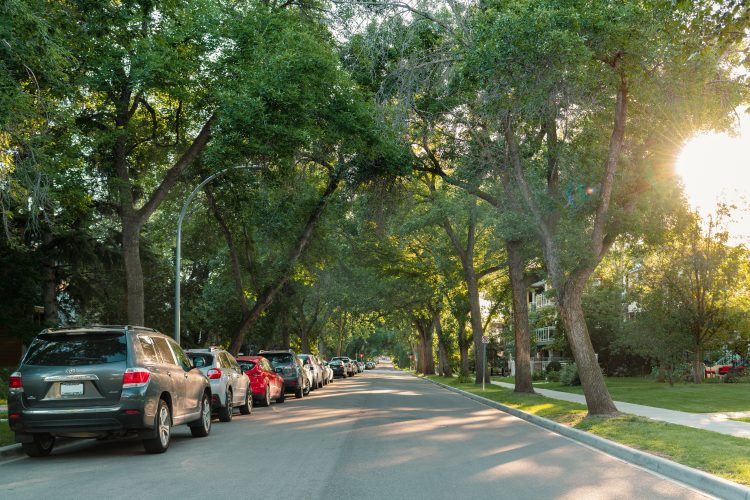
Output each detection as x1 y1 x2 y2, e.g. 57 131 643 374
0 368 710 500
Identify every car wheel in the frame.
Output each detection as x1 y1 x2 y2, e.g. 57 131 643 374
21 433 55 458
239 386 252 415
295 380 304 399
190 392 212 437
260 385 270 406
276 389 285 403
219 389 233 422
143 399 171 454
303 380 311 396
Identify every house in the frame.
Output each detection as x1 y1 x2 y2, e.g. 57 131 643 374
527 281 565 372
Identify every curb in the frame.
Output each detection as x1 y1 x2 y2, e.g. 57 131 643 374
419 375 750 500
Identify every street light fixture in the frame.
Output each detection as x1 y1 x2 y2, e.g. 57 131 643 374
174 165 264 343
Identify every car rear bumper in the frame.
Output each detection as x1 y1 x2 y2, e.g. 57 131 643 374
9 404 153 435
8 391 157 436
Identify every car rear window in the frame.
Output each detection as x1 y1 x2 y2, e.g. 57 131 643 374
24 333 127 366
238 361 256 371
187 352 214 368
264 353 294 366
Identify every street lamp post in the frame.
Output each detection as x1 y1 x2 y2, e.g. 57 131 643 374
174 165 263 343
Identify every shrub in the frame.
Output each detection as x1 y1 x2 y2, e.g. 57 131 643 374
546 370 561 382
532 370 546 381
560 363 581 386
456 373 472 383
545 361 562 373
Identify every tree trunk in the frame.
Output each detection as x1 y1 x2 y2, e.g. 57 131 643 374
415 317 435 375
299 328 310 354
693 347 704 384
228 171 341 354
456 316 470 377
507 240 534 393
41 231 58 325
558 291 618 415
467 272 488 384
281 314 291 349
434 309 453 377
122 217 145 326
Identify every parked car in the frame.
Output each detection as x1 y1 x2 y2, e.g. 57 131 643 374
329 359 346 378
357 361 365 372
236 355 285 406
331 356 355 376
8 325 212 456
321 360 334 383
365 361 375 370
186 348 251 422
259 349 309 398
298 354 323 390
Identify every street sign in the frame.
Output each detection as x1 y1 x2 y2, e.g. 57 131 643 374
481 335 489 344
359 353 364 358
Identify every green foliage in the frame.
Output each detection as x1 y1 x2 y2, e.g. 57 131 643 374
546 361 562 373
560 363 581 386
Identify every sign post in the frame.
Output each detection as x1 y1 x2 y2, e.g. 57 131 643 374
481 335 489 391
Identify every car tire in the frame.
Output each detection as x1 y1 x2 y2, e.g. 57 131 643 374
189 392 212 437
276 389 285 404
303 380 311 396
219 389 233 422
143 399 171 454
261 385 271 407
295 380 304 399
21 433 55 458
239 386 252 415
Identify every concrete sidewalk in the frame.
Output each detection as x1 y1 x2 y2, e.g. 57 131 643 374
492 380 750 439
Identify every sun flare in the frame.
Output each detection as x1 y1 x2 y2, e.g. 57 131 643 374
675 111 750 244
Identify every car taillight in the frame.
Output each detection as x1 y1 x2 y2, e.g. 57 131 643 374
122 368 151 388
9 372 22 390
207 368 222 379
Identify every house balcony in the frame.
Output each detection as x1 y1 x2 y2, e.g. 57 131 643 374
535 326 555 345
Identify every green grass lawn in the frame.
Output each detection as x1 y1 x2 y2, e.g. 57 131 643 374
428 375 750 486
494 376 750 413
733 418 750 423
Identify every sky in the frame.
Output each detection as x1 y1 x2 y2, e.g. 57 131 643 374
675 108 750 245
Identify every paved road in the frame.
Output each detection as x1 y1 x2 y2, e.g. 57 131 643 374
0 369 709 499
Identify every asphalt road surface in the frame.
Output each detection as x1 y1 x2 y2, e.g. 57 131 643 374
0 368 710 500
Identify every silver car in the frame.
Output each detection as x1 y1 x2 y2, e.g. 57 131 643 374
186 348 251 422
8 326 212 456
298 354 323 390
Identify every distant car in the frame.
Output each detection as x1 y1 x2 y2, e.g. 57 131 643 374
299 354 323 390
8 326 212 456
331 356 355 376
365 362 375 370
259 349 309 398
321 360 334 383
357 361 365 372
329 359 346 378
186 348 251 422
236 355 285 406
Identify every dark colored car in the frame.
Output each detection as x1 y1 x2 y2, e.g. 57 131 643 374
258 349 308 398
236 355 285 406
8 326 212 457
331 356 355 377
329 359 346 378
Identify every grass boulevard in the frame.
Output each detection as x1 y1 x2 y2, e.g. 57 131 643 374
425 375 750 487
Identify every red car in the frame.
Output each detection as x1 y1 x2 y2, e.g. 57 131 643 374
237 356 285 406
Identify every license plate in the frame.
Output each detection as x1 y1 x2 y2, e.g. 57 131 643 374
60 382 84 396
